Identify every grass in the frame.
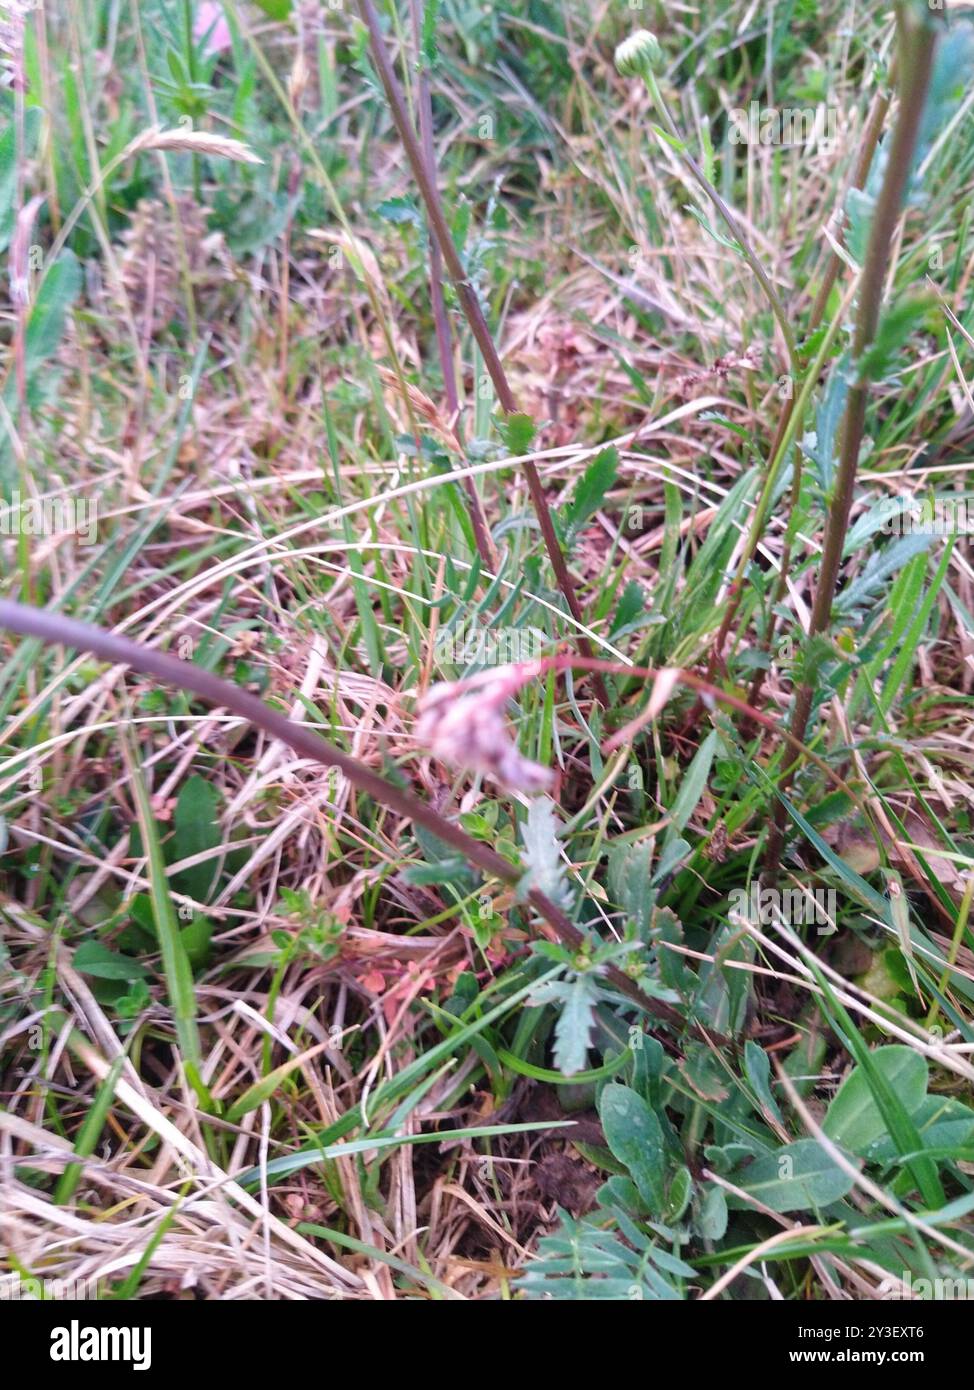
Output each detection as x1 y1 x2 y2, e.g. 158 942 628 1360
2 0 974 1303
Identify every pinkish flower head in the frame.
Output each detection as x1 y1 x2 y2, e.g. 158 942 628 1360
415 662 554 794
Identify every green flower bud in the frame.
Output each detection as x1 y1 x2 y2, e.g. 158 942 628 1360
614 30 663 79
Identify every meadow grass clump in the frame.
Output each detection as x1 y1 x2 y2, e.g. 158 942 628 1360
1 0 973 1319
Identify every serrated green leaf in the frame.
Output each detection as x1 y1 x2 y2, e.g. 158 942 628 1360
610 579 646 638
563 447 619 547
608 835 655 940
801 356 849 495
376 196 423 230
686 206 741 254
497 412 536 455
858 292 936 384
529 974 603 1076
519 796 571 910
420 0 440 66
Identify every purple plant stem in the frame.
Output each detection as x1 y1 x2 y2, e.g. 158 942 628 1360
357 0 609 706
0 597 694 1036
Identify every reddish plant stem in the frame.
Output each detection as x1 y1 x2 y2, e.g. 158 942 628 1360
357 0 609 706
743 56 899 723
548 652 950 924
707 54 898 695
407 0 496 570
0 599 696 1040
763 8 937 882
542 654 864 808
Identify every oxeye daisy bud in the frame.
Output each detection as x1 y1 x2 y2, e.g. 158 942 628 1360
415 663 554 795
614 30 662 79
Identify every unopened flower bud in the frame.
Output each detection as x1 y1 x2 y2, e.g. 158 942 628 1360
614 30 662 79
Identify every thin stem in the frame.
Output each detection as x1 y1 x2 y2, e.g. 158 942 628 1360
541 655 866 812
763 6 937 882
766 56 897 663
808 57 898 331
406 0 496 570
706 288 854 683
706 54 893 683
0 599 682 1034
557 653 950 927
357 0 609 706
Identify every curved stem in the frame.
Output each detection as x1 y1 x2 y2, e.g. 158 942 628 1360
763 5 938 883
407 0 496 570
0 598 683 1034
357 0 609 705
707 291 853 677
